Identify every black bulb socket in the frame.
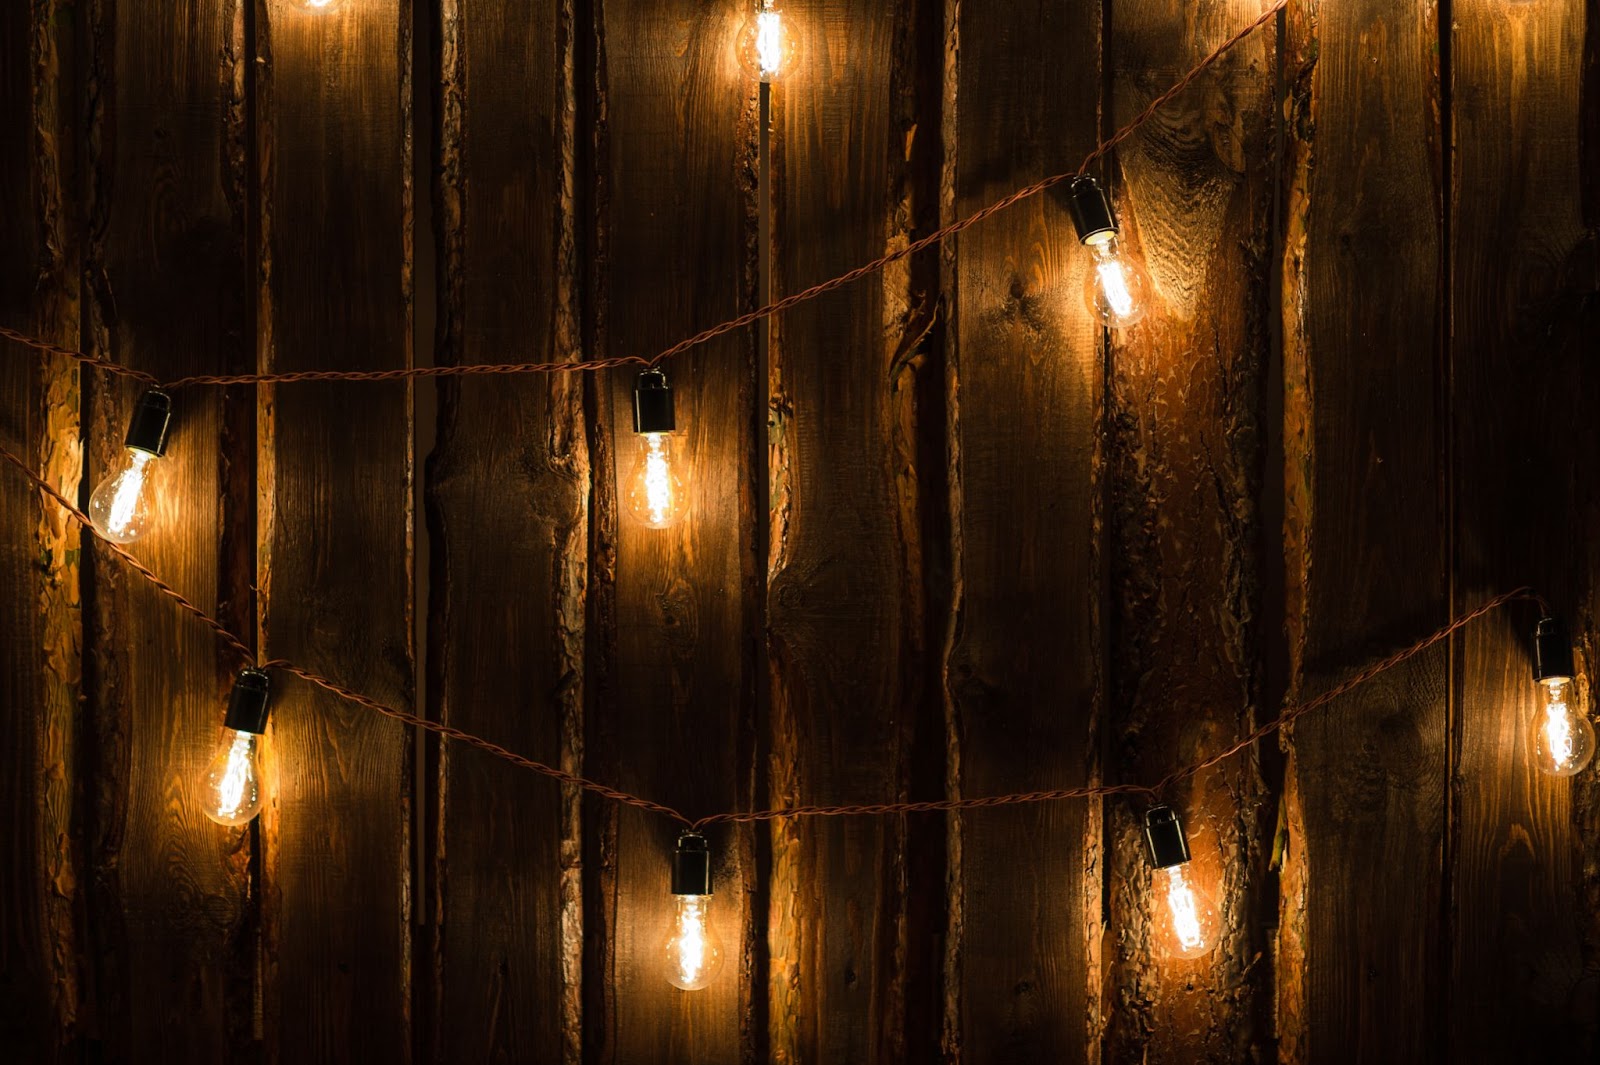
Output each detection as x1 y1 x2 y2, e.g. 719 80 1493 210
124 389 173 456
224 669 272 735
671 831 713 896
1145 805 1191 869
1066 176 1118 246
633 370 676 435
1533 615 1575 683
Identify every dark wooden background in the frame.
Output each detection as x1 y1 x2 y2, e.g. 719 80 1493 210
2 0 1596 1062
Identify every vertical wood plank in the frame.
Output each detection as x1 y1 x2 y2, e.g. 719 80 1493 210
1449 0 1597 1058
1102 1 1273 1059
767 0 938 1059
940 0 1102 1061
584 0 758 1061
256 1 413 1059
428 0 586 1059
82 0 256 1060
1277 0 1448 1060
0 0 81 1058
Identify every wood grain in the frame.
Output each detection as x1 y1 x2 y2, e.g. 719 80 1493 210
427 0 587 1059
940 0 1102 1061
256 1 413 1059
0 1 81 1058
81 0 255 1060
766 0 939 1060
1278 1 1449 1060
1449 0 1597 1058
584 1 759 1061
1102 1 1273 1059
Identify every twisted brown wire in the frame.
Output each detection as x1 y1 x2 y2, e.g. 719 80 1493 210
0 440 1544 835
0 0 1287 390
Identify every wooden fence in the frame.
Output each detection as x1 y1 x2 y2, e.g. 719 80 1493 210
1 0 1595 1061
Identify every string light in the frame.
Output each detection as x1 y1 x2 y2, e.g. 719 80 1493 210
663 832 724 990
1144 805 1219 959
626 369 690 528
1066 176 1151 329
87 389 171 544
738 1 792 83
200 669 272 827
1529 615 1593 776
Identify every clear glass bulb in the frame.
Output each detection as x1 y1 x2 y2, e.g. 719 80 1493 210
663 894 724 990
1158 863 1219 959
1082 234 1150 329
1532 677 1594 776
738 5 792 82
625 432 689 528
88 448 160 544
201 729 263 826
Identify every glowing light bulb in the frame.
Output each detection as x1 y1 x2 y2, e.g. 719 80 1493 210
200 670 272 827
1083 234 1150 329
88 390 171 544
1530 616 1593 776
626 370 690 528
294 0 342 10
664 833 725 990
1065 176 1151 329
738 3 793 82
1144 805 1219 960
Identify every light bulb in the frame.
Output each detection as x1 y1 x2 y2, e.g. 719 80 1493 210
1530 616 1592 776
664 894 725 991
200 669 272 827
738 3 793 82
1144 805 1219 960
664 832 725 990
626 370 690 528
1065 176 1151 329
293 0 343 10
88 389 171 544
1158 862 1219 959
1083 234 1150 329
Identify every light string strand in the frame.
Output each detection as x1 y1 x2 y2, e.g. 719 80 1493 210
0 439 1543 832
0 0 1287 390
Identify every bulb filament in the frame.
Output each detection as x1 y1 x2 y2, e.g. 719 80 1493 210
215 731 256 821
755 10 783 79
642 433 674 526
671 895 710 988
106 450 153 539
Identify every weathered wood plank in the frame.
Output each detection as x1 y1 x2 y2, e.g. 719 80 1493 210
1449 0 1597 1058
81 0 255 1060
940 0 1102 1061
256 1 413 1059
1102 1 1273 1059
584 0 759 1061
427 0 586 1059
1278 1 1449 1060
0 1 82 1058
766 0 938 1059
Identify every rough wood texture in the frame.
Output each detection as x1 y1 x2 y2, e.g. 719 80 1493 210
256 1 413 1059
766 1 937 1060
584 1 759 1061
1102 2 1272 1060
1278 0 1450 1060
1448 0 1598 1058
940 0 1102 1061
0 1 81 1058
427 0 586 1061
81 0 255 1060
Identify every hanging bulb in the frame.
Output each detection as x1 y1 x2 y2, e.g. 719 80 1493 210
663 832 725 990
626 370 690 528
1066 176 1151 329
88 389 172 544
1144 805 1219 959
200 669 272 827
738 2 793 83
1530 615 1593 776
